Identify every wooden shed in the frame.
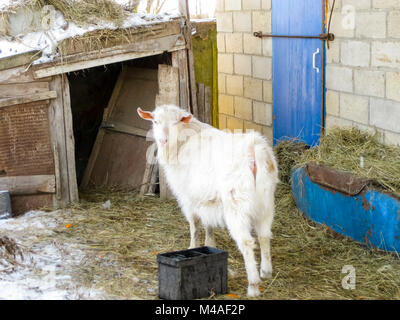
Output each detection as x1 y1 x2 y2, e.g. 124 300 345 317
0 4 200 214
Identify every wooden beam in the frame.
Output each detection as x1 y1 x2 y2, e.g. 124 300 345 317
0 82 49 97
0 50 40 72
59 19 182 56
33 35 186 79
0 175 56 195
0 91 57 108
102 121 148 138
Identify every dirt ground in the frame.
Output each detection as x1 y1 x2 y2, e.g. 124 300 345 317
0 185 399 300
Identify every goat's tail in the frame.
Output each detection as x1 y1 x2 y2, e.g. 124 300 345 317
253 138 279 202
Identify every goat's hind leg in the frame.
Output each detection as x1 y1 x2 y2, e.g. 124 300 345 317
226 217 261 297
255 212 273 279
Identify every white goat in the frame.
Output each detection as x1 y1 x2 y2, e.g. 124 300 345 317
138 104 279 297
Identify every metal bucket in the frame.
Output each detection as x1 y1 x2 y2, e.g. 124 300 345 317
0 190 12 219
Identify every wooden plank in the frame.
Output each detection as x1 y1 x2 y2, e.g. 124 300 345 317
179 0 198 117
89 132 152 188
53 144 62 200
172 50 190 111
0 82 49 97
81 69 128 188
102 121 148 138
48 75 70 205
0 50 41 72
154 64 180 199
0 91 57 108
159 166 174 200
61 75 79 202
34 50 164 79
204 85 211 124
59 19 182 56
140 143 157 195
187 50 198 117
156 64 180 106
0 175 55 195
148 162 159 194
11 194 55 216
0 66 32 83
197 83 205 122
33 35 186 79
83 67 159 190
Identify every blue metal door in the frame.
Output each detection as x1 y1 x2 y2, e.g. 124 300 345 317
272 0 324 146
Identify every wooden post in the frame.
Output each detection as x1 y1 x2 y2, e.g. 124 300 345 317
172 50 191 111
61 75 79 202
179 0 198 118
49 75 70 206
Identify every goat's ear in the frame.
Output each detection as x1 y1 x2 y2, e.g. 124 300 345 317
137 107 154 121
180 114 192 124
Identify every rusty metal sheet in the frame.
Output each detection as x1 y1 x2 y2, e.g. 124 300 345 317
0 101 55 177
305 162 368 196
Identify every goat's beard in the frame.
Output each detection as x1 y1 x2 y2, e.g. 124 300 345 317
157 139 183 167
157 142 169 166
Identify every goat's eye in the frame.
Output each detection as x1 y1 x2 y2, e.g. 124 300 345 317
154 120 159 125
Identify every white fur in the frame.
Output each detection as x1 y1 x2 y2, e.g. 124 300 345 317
138 104 279 297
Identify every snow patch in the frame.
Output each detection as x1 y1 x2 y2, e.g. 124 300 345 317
0 210 108 300
0 3 180 63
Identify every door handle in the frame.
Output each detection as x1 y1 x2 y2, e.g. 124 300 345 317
312 48 320 73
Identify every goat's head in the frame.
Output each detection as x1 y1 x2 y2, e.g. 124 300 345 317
137 104 192 147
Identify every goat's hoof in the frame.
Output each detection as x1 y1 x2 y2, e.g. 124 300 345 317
247 284 260 297
260 269 273 279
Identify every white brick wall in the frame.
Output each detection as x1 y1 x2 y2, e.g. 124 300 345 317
326 2 400 145
341 40 370 67
216 1 400 145
216 1 272 138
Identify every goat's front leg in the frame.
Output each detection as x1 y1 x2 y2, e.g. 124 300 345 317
188 216 200 249
205 225 216 247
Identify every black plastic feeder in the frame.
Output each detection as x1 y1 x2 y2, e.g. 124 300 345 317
157 246 228 300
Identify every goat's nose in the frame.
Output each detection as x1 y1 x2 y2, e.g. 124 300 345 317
160 138 168 145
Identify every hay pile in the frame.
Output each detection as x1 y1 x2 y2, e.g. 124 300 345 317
0 236 24 270
0 0 176 60
295 128 400 195
274 139 308 184
33 185 400 300
1 0 138 27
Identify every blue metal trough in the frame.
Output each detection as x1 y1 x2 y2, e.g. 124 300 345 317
291 163 400 253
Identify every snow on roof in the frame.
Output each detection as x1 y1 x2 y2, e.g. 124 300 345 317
0 1 180 64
